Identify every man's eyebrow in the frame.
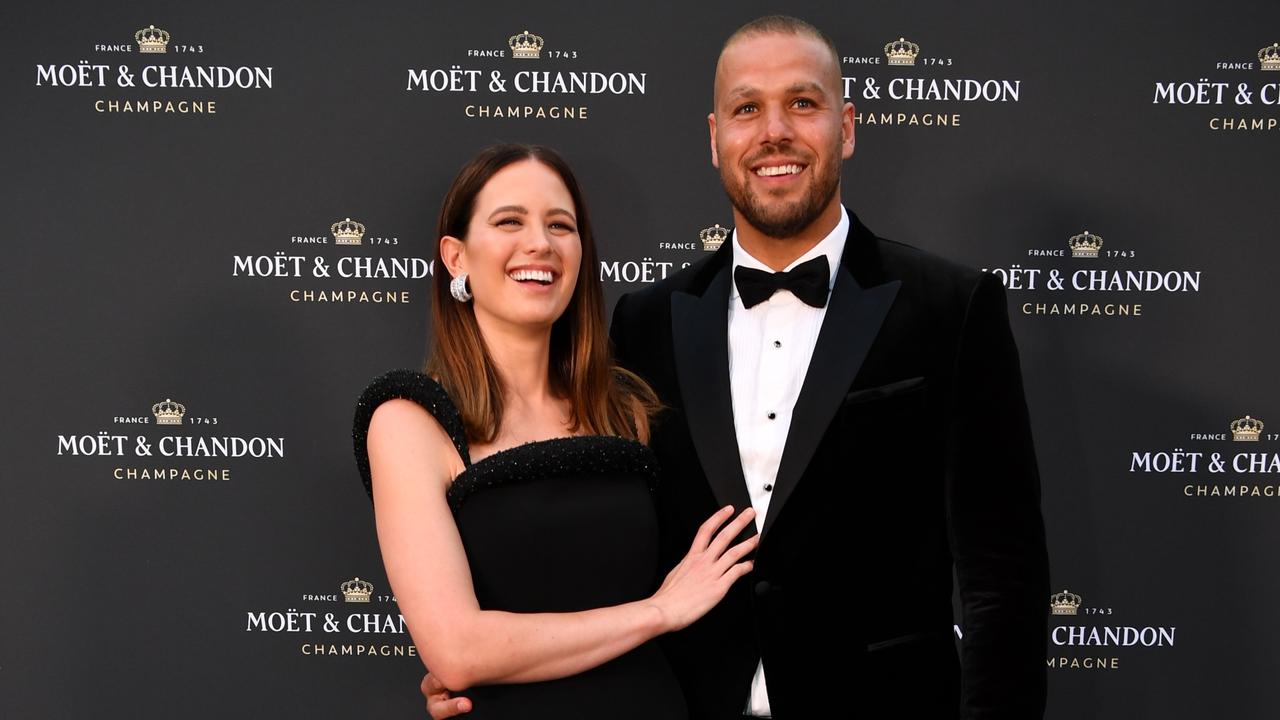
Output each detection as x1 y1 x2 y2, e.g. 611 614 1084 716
787 81 828 96
722 82 830 102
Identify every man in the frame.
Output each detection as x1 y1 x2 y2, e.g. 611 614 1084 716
426 15 1048 719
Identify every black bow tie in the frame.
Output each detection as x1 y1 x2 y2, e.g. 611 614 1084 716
734 256 830 309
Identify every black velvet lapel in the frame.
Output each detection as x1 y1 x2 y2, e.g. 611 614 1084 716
670 265 755 522
760 264 901 542
669 213 900 542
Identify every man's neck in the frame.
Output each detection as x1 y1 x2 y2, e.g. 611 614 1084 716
733 199 843 271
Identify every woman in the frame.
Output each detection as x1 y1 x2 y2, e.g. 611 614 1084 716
352 144 757 718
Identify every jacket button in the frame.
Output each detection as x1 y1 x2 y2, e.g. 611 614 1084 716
754 580 772 596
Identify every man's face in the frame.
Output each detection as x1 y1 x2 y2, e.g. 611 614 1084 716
709 32 854 239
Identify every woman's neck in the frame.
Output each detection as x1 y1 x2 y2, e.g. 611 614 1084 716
472 314 571 451
485 324 552 397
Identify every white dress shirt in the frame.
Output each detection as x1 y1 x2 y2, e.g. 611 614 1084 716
729 206 849 717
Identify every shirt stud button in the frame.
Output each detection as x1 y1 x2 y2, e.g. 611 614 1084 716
767 412 776 420
773 340 782 348
764 483 773 492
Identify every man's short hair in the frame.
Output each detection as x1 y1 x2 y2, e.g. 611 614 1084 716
720 14 841 71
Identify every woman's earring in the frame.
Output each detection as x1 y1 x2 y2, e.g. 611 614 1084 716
449 273 473 302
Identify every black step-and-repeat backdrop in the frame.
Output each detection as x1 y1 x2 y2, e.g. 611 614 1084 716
3 1 1278 716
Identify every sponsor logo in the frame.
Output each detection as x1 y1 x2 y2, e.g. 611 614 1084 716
984 227 1204 318
1047 588 1177 670
1153 42 1280 131
406 29 647 120
56 397 285 483
247 576 417 658
231 215 429 305
1131 414 1280 498
841 35 1022 129
600 223 729 285
35 23 274 115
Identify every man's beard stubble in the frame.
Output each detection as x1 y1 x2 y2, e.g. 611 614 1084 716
720 144 842 240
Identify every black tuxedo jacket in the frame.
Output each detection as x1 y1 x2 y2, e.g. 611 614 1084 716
609 211 1049 719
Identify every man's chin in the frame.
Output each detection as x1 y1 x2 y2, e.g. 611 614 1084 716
740 212 818 240
737 200 810 235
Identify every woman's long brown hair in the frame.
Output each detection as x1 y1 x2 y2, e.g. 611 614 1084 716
426 144 658 444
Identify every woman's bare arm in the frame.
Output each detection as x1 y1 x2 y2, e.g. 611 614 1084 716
367 399 754 690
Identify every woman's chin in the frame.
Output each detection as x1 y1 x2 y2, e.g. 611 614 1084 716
478 304 568 332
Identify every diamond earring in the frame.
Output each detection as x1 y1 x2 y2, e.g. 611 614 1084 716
449 273 472 302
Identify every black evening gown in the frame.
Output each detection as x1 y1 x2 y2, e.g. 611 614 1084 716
353 370 687 719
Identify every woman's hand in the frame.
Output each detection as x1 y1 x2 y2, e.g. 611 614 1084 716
422 671 471 718
649 505 759 633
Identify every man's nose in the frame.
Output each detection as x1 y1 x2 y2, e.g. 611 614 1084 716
761 106 794 143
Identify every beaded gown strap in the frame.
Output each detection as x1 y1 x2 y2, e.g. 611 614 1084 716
352 369 471 501
445 435 661 515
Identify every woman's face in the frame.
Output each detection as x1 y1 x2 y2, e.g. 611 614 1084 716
446 159 583 333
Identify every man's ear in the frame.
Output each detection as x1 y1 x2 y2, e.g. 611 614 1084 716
708 112 720 169
841 101 856 159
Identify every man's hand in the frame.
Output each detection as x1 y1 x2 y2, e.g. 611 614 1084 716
421 671 472 718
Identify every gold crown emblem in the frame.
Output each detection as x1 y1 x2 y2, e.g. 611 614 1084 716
341 577 374 602
1068 230 1104 258
135 25 171 54
1050 589 1082 616
509 29 544 59
1261 43 1280 71
1231 415 1264 441
152 398 186 425
331 217 366 245
884 37 920 66
699 224 728 252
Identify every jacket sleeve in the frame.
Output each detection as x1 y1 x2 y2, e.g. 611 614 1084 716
947 272 1050 719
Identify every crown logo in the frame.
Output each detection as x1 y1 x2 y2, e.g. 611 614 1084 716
1261 43 1280 71
884 37 920 66
699 224 728 252
1050 589 1082 616
341 577 374 602
1068 230 1104 258
509 29 544 59
1231 415 1264 441
152 398 186 425
331 217 366 245
135 25 171 54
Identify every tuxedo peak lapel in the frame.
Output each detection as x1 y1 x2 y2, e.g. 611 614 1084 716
670 266 754 520
761 264 901 541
